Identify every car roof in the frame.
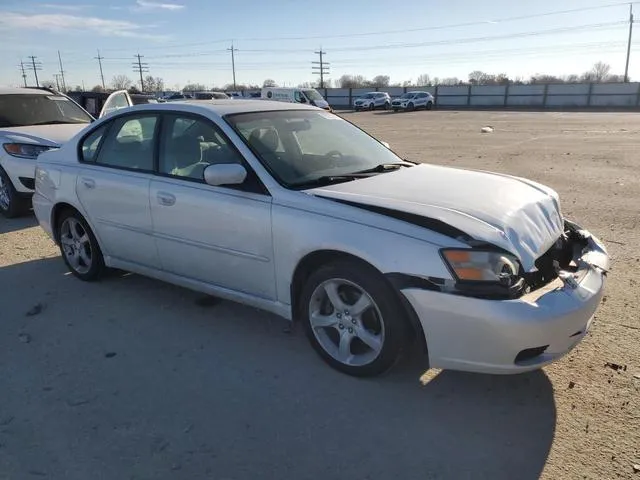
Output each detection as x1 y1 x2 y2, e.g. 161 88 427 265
111 99 318 117
0 87 51 95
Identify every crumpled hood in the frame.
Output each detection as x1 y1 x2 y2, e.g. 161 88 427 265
310 164 564 271
0 124 88 147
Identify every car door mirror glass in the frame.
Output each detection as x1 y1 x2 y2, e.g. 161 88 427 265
204 163 247 186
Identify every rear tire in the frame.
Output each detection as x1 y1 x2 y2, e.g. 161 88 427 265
426 101 433 110
384 101 390 110
300 260 407 377
0 167 29 218
57 210 105 281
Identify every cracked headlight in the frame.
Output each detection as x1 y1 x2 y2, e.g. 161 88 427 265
441 249 521 284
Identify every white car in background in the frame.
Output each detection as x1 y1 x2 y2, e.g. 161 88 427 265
99 90 159 117
33 100 608 377
391 91 435 112
0 87 93 217
353 92 391 111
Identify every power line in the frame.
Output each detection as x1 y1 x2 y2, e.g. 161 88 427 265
95 49 106 89
27 56 43 87
312 49 329 88
87 1 639 53
132 53 149 91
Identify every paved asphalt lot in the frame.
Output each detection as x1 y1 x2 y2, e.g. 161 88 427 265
1 111 638 479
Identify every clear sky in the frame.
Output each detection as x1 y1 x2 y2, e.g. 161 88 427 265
0 0 638 90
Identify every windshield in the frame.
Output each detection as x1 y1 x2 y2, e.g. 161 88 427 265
0 94 92 128
359 93 375 99
401 92 417 99
226 110 403 187
303 89 323 101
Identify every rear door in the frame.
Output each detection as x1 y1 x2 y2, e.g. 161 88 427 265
76 113 159 267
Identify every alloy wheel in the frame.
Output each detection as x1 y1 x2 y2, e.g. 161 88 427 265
60 217 93 275
308 278 385 367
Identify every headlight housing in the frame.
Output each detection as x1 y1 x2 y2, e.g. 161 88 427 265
3 143 54 159
441 249 521 285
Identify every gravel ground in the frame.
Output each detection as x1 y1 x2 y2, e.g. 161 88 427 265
0 111 638 479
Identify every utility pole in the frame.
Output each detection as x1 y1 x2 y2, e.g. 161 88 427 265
312 49 330 88
132 53 149 91
95 49 106 89
624 3 634 82
227 43 237 90
28 56 42 87
57 50 67 91
18 61 27 87
54 74 61 90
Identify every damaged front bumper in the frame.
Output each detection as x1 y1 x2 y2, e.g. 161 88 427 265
400 222 609 374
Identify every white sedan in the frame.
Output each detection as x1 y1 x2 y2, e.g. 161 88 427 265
33 100 609 377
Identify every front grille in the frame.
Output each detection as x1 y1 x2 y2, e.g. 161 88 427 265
19 177 35 190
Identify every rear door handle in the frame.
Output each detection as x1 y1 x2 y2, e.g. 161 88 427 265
157 191 176 206
80 177 95 189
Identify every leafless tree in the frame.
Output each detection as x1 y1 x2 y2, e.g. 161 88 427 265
591 62 611 82
183 83 207 92
370 75 390 87
416 74 431 86
111 75 133 90
144 76 164 92
338 74 367 88
263 79 277 87
91 85 105 92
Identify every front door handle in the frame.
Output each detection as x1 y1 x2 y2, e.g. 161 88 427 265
157 191 176 206
80 177 95 189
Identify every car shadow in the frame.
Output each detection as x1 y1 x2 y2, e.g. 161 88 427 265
0 258 556 480
0 214 38 234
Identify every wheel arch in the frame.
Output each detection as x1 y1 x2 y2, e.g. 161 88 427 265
289 249 427 352
50 201 103 252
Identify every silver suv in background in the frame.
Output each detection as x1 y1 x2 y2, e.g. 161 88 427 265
391 91 435 112
353 92 391 111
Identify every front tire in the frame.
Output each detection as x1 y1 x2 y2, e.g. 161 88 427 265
369 103 375 111
407 102 415 112
300 260 407 377
0 167 29 218
57 210 105 281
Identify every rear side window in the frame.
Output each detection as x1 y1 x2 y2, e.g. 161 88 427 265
94 114 158 171
80 125 108 163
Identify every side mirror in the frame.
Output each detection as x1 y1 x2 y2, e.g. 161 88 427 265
299 96 307 103
204 163 247 186
381 141 391 149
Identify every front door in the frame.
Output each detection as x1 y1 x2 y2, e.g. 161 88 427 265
76 113 159 267
149 113 275 299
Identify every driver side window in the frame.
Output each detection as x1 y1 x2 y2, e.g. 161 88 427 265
158 114 243 181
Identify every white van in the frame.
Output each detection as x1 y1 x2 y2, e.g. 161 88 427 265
261 88 332 111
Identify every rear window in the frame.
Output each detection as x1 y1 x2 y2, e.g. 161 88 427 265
131 96 158 105
0 94 92 128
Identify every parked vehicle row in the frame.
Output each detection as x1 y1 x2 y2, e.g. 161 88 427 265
1 88 609 379
352 91 435 112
